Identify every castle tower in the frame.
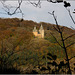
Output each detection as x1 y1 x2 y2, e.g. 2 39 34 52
33 26 38 37
39 24 44 38
33 24 44 38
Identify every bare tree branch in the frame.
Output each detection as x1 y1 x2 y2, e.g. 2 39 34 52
28 0 41 8
48 11 61 33
64 33 75 41
48 11 72 74
66 42 75 48
0 0 41 18
60 26 64 32
50 32 63 48
69 56 75 60
53 25 59 32
1 0 24 18
67 9 75 24
70 26 75 30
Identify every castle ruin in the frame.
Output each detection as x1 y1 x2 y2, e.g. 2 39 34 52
33 24 44 38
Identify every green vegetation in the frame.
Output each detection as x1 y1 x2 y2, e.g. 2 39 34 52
0 18 75 74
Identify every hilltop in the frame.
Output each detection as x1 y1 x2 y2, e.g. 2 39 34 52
0 18 75 33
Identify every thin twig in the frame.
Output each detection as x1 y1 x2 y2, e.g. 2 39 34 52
66 8 75 24
69 56 75 60
50 32 63 48
66 42 75 48
64 33 75 41
28 0 41 8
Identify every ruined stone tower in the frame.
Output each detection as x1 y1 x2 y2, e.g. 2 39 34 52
33 24 44 38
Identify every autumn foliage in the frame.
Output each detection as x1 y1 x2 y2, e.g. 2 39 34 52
0 18 75 74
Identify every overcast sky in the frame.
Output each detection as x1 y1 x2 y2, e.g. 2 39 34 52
0 1 75 28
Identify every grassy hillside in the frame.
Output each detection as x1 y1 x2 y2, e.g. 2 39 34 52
0 18 75 74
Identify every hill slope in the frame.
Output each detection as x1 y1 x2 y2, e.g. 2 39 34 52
0 18 75 74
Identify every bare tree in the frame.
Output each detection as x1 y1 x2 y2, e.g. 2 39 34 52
0 0 74 21
0 0 41 17
1 0 23 17
48 11 75 74
64 1 75 24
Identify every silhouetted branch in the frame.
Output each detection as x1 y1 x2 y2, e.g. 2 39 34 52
60 26 64 32
64 1 75 24
0 0 42 18
48 11 72 74
28 0 41 8
69 56 75 60
70 26 75 30
53 25 59 32
73 9 75 13
47 0 63 3
64 33 75 41
48 11 61 33
66 42 75 48
50 32 63 48
67 9 75 24
1 0 23 18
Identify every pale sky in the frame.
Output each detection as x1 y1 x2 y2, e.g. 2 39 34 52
0 1 75 28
